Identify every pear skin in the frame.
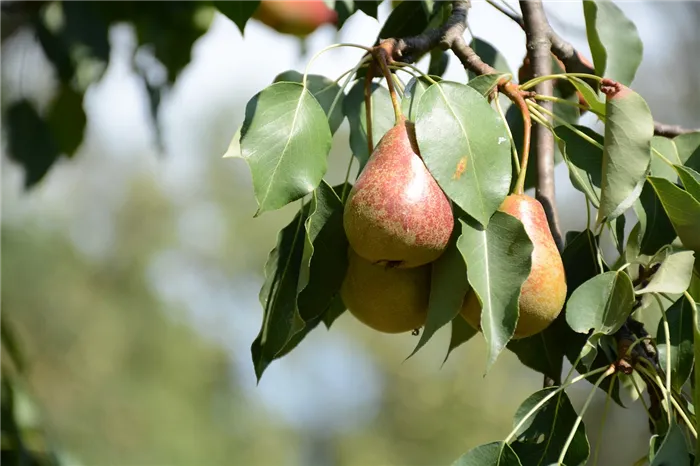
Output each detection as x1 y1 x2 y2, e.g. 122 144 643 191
461 194 567 339
341 248 430 333
343 118 454 268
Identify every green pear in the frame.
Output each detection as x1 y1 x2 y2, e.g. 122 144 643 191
341 248 430 333
343 118 453 268
461 194 567 339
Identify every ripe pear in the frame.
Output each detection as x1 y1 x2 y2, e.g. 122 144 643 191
461 194 567 339
341 248 430 333
343 118 453 268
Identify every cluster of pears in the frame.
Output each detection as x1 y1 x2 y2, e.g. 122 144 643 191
341 114 567 339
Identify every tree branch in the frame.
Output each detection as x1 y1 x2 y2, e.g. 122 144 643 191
489 2 700 138
520 0 563 252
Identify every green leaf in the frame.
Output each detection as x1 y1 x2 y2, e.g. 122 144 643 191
452 442 522 466
649 177 700 256
415 81 511 225
636 250 695 295
222 126 243 159
273 70 345 134
610 214 626 256
468 74 508 98
240 82 332 215
510 388 590 466
297 182 349 322
569 77 606 116
251 207 308 380
634 180 677 256
215 1 260 34
583 0 643 86
562 229 604 295
377 1 429 42
428 48 449 78
47 85 86 156
322 294 346 329
674 131 700 172
650 422 690 466
457 212 533 370
401 77 429 122
555 125 604 207
675 165 700 201
443 316 478 364
651 136 681 182
657 298 695 392
5 100 60 188
343 81 394 169
566 271 635 336
409 224 469 358
507 313 569 383
468 38 511 80
596 85 654 223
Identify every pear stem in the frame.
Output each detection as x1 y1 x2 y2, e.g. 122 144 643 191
373 46 404 124
506 83 531 195
364 66 374 156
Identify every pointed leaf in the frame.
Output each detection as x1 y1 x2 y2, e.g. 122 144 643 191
452 442 522 466
507 313 569 383
410 225 469 358
556 125 604 207
649 177 700 256
636 250 695 295
222 125 242 159
215 1 260 34
675 165 700 201
597 84 653 223
322 294 346 329
274 71 345 134
634 180 677 256
675 132 700 172
583 0 643 86
240 82 332 215
511 388 590 466
416 81 512 225
251 207 308 379
657 298 695 392
566 271 635 335
344 81 394 169
569 76 606 116
297 182 349 322
457 213 533 370
443 316 478 364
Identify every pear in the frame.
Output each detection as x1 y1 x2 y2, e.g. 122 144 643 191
343 118 453 268
461 194 567 339
341 248 430 333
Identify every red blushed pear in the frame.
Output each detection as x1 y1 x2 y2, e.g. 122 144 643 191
461 194 567 339
254 0 337 37
343 116 454 268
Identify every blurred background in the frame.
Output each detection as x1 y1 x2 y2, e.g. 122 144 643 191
2 1 699 465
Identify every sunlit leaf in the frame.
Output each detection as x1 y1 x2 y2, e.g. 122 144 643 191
416 81 511 225
583 0 643 86
344 81 394 169
401 77 429 121
651 136 681 182
274 70 345 134
452 442 522 466
675 132 700 172
568 76 605 116
468 74 508 98
222 126 242 159
215 1 260 34
596 85 653 223
457 213 533 370
636 250 695 295
511 388 590 466
648 177 700 256
566 271 635 336
410 224 469 358
240 82 332 215
657 298 695 392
